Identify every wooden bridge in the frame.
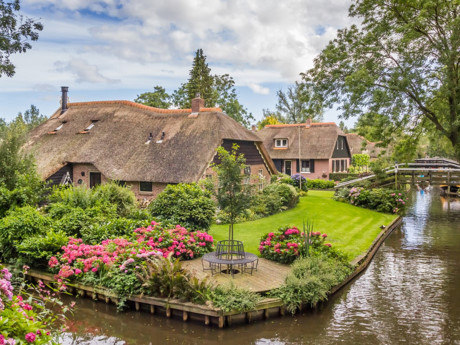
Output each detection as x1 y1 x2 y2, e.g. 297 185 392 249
336 158 460 193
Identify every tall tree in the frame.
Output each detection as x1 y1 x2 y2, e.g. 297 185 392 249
169 49 254 127
304 0 460 160
263 82 323 124
172 49 216 108
0 0 43 77
21 104 47 129
134 86 172 108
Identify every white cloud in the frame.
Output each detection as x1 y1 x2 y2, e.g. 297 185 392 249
54 58 120 84
247 83 270 95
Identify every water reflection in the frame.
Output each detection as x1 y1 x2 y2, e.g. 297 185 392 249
64 190 460 344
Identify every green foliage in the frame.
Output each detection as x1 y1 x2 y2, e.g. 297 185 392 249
304 0 460 160
80 218 150 244
0 206 50 260
0 0 43 77
257 114 281 130
352 154 370 168
163 49 254 127
49 185 94 209
329 173 359 182
263 183 299 210
306 179 335 190
137 255 210 304
149 183 215 231
214 145 252 239
263 82 323 124
16 230 69 267
272 254 353 314
134 85 172 108
209 284 261 312
335 187 408 214
92 182 138 217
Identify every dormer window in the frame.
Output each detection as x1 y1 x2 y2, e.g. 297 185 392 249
85 120 98 131
275 138 288 148
54 123 64 131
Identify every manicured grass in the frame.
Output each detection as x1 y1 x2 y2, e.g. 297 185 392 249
209 190 398 260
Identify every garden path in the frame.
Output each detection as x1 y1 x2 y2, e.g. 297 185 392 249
181 258 290 293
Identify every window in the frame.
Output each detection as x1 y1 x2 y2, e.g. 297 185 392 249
116 180 127 187
341 160 345 172
244 166 251 175
341 138 344 150
258 169 263 177
140 181 153 192
301 160 310 173
85 120 98 131
275 138 288 148
54 123 64 131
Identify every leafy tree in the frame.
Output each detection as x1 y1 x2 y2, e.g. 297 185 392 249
304 0 460 160
18 104 47 129
134 85 172 108
213 74 255 127
214 144 251 241
257 114 281 130
0 0 43 77
272 82 324 124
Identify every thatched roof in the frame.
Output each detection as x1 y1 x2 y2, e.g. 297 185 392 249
346 133 382 159
24 100 275 183
257 122 346 159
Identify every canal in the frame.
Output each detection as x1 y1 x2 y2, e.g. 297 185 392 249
60 190 460 344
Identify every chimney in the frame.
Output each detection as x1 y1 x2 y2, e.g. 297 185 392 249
305 118 312 128
61 86 69 114
191 92 205 113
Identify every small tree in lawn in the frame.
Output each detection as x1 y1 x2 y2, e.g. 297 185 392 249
214 144 251 242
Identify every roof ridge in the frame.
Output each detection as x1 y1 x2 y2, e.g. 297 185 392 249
265 122 337 128
67 100 222 114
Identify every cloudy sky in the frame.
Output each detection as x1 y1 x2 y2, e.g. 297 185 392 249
0 0 354 125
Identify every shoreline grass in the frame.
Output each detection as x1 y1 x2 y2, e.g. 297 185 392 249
209 190 398 260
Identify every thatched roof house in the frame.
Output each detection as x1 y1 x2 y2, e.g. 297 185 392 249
257 120 351 179
346 133 383 159
25 89 276 200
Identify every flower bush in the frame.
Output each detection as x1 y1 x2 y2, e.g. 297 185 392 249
49 222 214 300
334 187 408 213
259 226 332 264
0 265 72 344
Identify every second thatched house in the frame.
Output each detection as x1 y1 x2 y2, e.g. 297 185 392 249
24 88 276 200
257 120 351 179
346 133 383 159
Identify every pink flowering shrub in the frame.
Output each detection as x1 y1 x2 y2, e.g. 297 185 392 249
259 226 332 264
335 187 408 214
49 222 214 298
0 265 71 344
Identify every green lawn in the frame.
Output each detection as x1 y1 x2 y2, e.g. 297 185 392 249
209 190 398 260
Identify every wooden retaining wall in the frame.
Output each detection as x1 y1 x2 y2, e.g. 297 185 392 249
24 216 402 328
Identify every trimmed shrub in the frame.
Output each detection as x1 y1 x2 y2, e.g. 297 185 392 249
49 185 94 209
306 179 335 189
263 183 299 209
149 183 215 230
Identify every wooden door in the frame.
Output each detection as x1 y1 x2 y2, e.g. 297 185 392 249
285 160 292 176
90 172 101 188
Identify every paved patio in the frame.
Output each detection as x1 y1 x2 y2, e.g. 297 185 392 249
181 257 291 293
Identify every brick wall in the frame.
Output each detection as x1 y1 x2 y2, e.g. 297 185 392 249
72 163 108 187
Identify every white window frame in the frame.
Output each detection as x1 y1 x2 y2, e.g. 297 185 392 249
275 138 288 148
301 160 310 173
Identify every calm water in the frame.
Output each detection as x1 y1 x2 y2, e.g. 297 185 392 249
60 190 460 344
